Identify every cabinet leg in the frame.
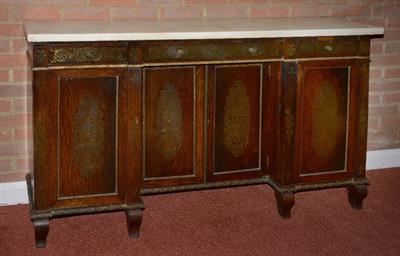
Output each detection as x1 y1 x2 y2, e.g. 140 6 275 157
347 184 367 209
126 209 143 239
274 191 295 219
33 218 49 248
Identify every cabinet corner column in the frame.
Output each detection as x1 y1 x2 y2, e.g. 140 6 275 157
272 62 298 219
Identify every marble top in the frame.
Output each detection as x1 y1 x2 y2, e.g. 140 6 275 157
24 18 384 43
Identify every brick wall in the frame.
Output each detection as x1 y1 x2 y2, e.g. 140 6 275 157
0 0 399 183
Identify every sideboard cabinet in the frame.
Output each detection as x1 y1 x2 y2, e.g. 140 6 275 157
24 18 383 248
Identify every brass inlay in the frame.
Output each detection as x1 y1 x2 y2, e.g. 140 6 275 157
49 47 127 65
31 56 370 71
167 46 185 59
34 49 47 65
287 38 359 58
72 96 105 177
267 176 368 193
223 80 250 157
287 44 296 57
155 83 183 161
141 177 268 195
26 172 144 220
311 82 340 159
141 176 368 195
145 41 282 62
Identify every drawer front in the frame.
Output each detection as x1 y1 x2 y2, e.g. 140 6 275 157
138 39 283 64
285 36 363 59
33 43 129 67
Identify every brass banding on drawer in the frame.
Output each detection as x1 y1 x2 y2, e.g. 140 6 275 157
33 42 129 67
138 39 284 63
285 36 365 59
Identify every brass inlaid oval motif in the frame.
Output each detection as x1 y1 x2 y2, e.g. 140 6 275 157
224 81 250 157
155 83 183 161
72 96 105 177
311 82 340 159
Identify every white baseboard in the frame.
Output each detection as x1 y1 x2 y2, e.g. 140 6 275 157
366 148 400 170
0 180 29 206
1 148 399 206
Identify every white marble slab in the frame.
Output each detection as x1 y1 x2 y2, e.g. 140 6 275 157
24 18 384 43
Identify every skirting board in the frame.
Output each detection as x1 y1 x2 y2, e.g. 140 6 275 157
1 148 399 206
365 148 400 170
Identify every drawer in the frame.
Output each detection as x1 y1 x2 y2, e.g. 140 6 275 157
33 42 129 67
132 39 284 64
285 36 365 59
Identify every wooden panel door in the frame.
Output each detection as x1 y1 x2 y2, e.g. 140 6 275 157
295 60 357 183
34 68 130 209
142 66 204 188
206 63 276 182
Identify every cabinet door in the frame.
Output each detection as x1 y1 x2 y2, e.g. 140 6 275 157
142 66 204 188
34 68 129 210
206 64 276 182
295 60 357 183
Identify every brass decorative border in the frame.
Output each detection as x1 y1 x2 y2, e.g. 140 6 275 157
142 40 283 62
32 64 128 71
141 177 269 194
140 175 368 195
285 37 360 59
48 47 127 65
31 56 370 71
267 176 369 193
28 170 368 219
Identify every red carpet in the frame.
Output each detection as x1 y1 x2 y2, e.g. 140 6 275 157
1 168 399 256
